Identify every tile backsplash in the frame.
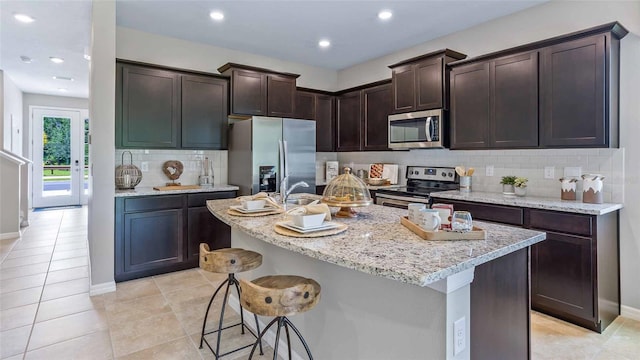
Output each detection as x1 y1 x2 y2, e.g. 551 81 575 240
115 149 228 188
318 148 624 203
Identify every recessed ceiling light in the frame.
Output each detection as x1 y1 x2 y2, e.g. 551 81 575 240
49 57 64 64
57 88 68 92
53 76 74 81
20 56 33 63
378 10 393 20
210 11 224 21
83 46 91 61
318 39 331 48
14 13 35 23
83 54 91 61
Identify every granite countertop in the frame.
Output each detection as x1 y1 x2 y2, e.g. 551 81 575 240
430 190 622 216
206 194 545 287
115 185 239 197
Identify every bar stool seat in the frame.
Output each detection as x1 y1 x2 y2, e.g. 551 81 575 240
199 244 264 359
240 275 321 360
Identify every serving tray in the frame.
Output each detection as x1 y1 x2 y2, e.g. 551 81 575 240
400 216 486 241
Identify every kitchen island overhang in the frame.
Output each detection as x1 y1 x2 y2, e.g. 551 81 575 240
207 196 545 359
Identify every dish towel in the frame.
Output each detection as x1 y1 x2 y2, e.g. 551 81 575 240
236 192 281 209
286 203 332 221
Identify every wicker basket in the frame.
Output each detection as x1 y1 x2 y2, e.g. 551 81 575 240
115 151 142 189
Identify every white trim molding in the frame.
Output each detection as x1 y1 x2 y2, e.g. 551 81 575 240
0 232 21 240
621 305 640 321
89 281 116 296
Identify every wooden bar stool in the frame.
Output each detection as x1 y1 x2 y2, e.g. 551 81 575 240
240 275 321 360
199 244 264 359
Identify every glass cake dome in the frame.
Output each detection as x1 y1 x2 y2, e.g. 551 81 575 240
321 167 372 218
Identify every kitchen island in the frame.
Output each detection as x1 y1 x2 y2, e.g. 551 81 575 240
207 196 546 359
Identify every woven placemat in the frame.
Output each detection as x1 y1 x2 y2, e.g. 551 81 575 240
227 208 284 217
273 223 348 238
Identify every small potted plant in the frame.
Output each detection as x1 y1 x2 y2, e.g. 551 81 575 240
514 177 528 197
500 175 517 196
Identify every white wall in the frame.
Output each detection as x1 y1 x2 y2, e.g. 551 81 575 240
3 72 23 154
88 0 116 294
116 27 338 91
337 0 640 314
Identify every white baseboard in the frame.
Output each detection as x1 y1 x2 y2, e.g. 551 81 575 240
89 281 116 296
621 305 640 321
228 294 304 360
0 232 21 240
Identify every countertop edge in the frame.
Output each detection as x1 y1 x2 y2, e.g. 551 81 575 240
115 185 240 197
430 191 622 215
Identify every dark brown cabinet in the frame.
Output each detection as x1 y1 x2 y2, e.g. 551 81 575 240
117 63 180 148
449 22 626 150
434 198 619 333
336 81 393 152
389 49 466 113
116 61 229 150
181 75 229 149
294 90 336 152
115 191 235 282
218 63 298 118
540 35 607 147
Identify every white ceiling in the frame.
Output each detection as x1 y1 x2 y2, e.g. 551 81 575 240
0 0 546 99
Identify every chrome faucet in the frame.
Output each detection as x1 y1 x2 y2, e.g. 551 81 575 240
280 176 309 205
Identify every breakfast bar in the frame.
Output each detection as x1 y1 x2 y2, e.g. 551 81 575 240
207 196 546 360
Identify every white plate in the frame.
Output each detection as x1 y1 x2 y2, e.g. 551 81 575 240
276 221 340 234
230 205 278 214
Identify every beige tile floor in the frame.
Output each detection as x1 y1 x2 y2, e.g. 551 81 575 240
1 206 639 359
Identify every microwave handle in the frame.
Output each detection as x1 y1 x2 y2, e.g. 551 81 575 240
425 117 433 142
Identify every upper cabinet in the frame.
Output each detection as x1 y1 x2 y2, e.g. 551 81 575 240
450 22 627 150
295 90 336 152
218 63 299 118
116 61 229 150
389 49 467 113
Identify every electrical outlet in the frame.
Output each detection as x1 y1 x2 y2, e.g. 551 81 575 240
141 161 149 172
564 167 582 178
454 317 466 356
144 149 149 154
544 166 555 179
189 161 197 171
485 165 494 177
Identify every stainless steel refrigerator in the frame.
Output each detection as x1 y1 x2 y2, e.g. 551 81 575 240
228 117 316 196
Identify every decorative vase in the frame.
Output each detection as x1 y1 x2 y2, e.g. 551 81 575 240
515 187 526 197
502 184 515 196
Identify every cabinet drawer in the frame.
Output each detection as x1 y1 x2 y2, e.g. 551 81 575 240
187 191 236 207
438 200 523 226
124 195 184 212
527 209 592 236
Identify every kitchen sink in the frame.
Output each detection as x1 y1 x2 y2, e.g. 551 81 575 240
285 198 317 206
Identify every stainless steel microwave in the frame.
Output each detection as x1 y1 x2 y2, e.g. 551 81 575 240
388 109 444 149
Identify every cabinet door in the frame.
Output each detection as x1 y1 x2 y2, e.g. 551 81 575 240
490 52 539 148
391 64 415 113
267 74 296 117
362 83 392 151
121 209 185 275
450 62 490 149
415 57 443 110
231 69 267 116
531 231 595 323
316 94 335 152
187 207 231 261
119 64 180 148
181 75 229 149
336 90 362 151
540 35 606 147
294 90 316 120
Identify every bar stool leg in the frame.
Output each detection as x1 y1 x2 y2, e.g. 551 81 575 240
200 277 230 349
284 321 292 360
214 276 233 359
283 317 314 360
232 276 264 355
229 275 245 334
248 317 279 360
272 317 284 360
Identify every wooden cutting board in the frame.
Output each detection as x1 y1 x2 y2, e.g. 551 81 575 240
153 185 201 191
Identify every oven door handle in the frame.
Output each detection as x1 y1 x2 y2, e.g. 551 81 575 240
378 198 409 209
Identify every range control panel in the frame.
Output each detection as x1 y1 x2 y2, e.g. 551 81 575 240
406 166 457 182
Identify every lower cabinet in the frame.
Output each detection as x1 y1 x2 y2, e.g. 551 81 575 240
115 191 236 282
435 199 619 333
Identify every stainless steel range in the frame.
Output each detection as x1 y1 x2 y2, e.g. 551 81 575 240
375 166 459 208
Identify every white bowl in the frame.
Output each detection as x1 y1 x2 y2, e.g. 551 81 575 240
242 199 266 210
291 213 325 228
